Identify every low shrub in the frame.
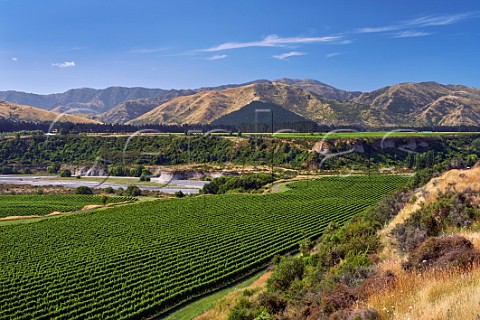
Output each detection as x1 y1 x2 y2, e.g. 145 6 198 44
174 190 185 198
75 186 93 194
202 173 273 194
402 236 480 271
267 256 304 292
125 185 141 197
104 186 114 194
59 169 72 177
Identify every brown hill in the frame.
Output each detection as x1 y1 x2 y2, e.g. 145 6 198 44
127 82 369 126
0 100 101 124
99 90 196 124
0 87 174 114
353 82 480 126
275 78 362 101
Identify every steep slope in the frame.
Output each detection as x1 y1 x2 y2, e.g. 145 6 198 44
99 89 196 124
353 82 480 126
0 101 101 124
127 82 370 126
0 87 175 114
275 78 362 101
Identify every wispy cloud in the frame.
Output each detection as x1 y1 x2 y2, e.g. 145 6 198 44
393 30 432 38
52 61 76 68
357 11 479 34
273 51 306 60
326 52 343 58
207 54 227 60
408 12 479 27
130 47 168 54
11 57 18 62
198 34 341 52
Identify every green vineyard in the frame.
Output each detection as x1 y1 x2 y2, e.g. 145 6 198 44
0 175 408 319
0 194 137 218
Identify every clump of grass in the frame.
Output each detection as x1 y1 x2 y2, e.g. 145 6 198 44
366 262 480 319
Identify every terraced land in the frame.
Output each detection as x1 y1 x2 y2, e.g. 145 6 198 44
0 194 137 218
0 175 408 319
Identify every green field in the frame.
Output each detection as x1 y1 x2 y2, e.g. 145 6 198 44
269 131 480 139
0 194 137 218
0 175 408 320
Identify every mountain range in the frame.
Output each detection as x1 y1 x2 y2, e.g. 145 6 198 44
1 79 479 127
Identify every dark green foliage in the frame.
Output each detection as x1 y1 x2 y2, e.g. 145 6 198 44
333 251 376 287
299 238 314 256
104 186 114 194
21 167 32 174
174 190 185 198
0 166 18 174
139 173 150 182
267 257 304 292
101 195 108 205
202 173 274 194
407 168 437 189
1 134 479 172
109 165 127 176
59 169 72 177
75 186 93 195
125 184 142 196
257 293 287 315
46 164 59 174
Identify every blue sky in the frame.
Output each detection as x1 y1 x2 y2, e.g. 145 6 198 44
1 0 479 94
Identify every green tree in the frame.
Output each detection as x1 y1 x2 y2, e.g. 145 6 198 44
59 169 72 177
125 185 141 196
101 195 108 205
75 186 93 194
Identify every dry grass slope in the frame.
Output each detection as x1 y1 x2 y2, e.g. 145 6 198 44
0 100 101 124
371 166 480 319
353 82 480 126
127 82 360 126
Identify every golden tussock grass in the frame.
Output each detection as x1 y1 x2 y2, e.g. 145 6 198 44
365 263 480 320
372 166 480 319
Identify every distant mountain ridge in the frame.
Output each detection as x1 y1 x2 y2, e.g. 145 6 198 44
127 81 368 126
2 80 480 128
353 82 480 126
0 87 173 114
98 89 195 124
0 100 101 124
0 79 362 123
274 78 362 101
